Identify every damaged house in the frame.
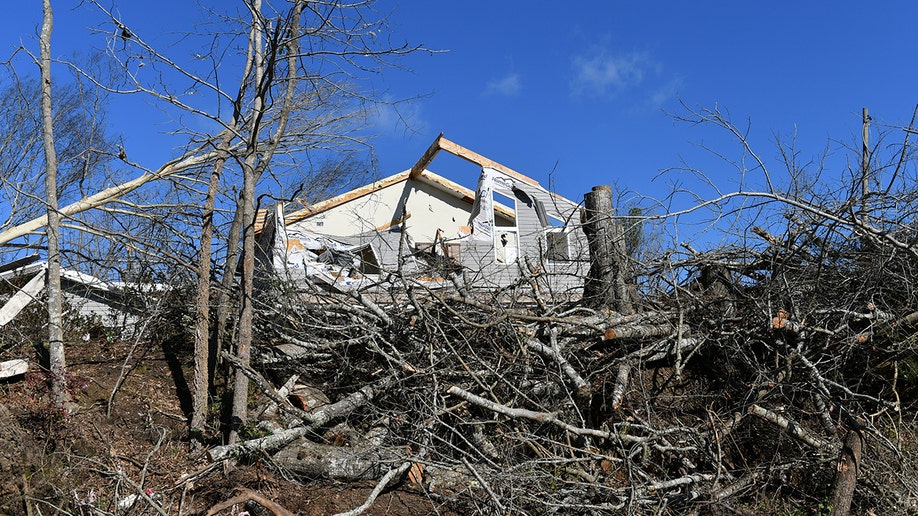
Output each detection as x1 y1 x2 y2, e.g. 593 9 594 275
256 134 589 297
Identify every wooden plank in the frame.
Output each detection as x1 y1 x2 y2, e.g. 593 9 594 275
0 271 45 327
437 137 540 187
375 212 411 232
409 132 444 179
0 359 28 379
284 171 410 227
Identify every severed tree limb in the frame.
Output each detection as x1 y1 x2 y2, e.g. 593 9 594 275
648 473 716 493
208 426 309 463
208 379 390 461
748 404 835 452
205 487 294 516
331 461 413 516
0 149 221 245
610 362 631 410
711 471 760 501
526 339 590 396
603 323 684 341
447 385 645 444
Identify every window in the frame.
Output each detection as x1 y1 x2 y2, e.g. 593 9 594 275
492 192 516 227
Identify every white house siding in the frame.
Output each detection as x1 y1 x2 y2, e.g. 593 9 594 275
291 175 511 246
293 179 407 237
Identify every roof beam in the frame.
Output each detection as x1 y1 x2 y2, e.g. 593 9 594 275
409 132 444 179
410 133 541 187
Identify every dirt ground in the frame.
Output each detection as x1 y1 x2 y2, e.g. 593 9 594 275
0 333 444 515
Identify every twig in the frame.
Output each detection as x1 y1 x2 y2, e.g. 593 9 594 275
461 457 507 513
447 385 645 444
648 473 715 492
526 339 589 395
205 487 295 516
222 351 315 423
332 462 412 516
748 404 835 452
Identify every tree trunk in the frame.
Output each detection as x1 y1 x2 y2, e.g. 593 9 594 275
228 0 265 445
582 185 633 314
40 0 68 411
190 132 232 435
829 429 863 516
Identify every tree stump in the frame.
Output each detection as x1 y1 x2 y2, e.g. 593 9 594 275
582 185 633 314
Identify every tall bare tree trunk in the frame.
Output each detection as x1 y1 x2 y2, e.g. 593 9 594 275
40 0 68 411
229 0 265 445
214 4 303 399
190 132 232 435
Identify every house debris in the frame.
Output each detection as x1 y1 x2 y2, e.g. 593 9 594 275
0 254 160 332
256 134 589 295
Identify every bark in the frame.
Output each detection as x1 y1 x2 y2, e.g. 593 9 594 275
829 430 863 516
272 439 404 480
228 0 265 446
748 404 835 452
40 0 68 410
190 131 231 434
208 379 389 461
582 185 633 314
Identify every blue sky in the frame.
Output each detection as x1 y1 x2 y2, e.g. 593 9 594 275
2 1 916 234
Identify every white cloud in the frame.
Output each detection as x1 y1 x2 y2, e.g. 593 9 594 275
570 50 655 97
649 75 684 108
369 98 428 137
483 73 522 97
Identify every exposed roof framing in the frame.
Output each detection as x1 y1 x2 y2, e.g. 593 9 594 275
409 133 540 187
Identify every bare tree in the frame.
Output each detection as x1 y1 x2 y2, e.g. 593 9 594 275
68 0 424 440
38 0 68 410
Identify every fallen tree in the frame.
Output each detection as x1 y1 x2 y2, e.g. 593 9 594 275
184 105 918 515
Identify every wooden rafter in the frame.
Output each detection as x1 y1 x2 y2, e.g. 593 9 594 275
410 134 541 188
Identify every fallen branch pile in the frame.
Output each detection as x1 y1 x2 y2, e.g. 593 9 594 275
215 219 918 515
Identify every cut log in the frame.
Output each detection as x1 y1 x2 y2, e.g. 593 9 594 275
272 439 403 480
